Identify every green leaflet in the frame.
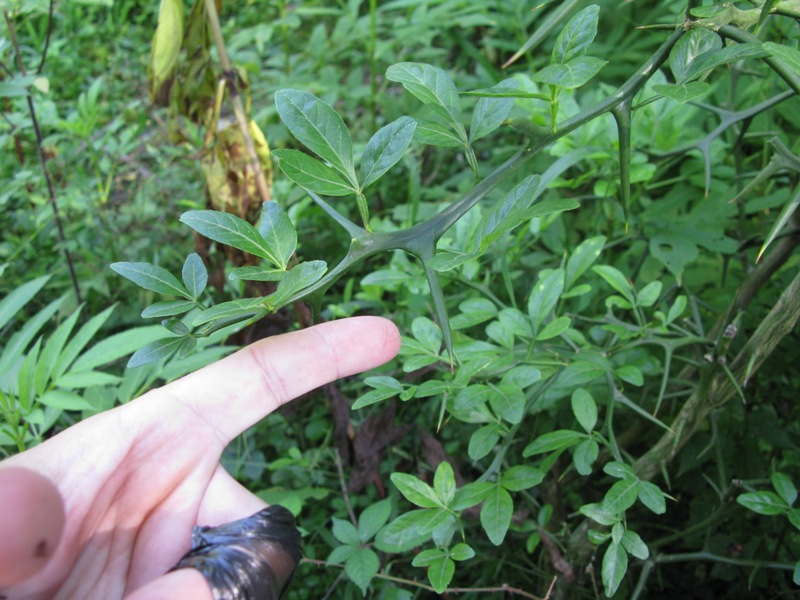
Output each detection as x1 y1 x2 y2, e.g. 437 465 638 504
274 89 357 186
386 62 464 135
274 149 356 197
361 116 417 189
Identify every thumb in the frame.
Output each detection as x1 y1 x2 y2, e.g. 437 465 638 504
0 467 65 586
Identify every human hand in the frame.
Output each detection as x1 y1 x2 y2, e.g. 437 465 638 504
0 317 400 599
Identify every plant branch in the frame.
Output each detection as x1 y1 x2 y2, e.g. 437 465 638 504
3 10 82 303
717 24 800 95
292 27 686 305
652 551 796 571
426 27 685 238
333 449 357 525
203 0 271 203
0 56 13 76
552 28 685 142
368 0 378 132
634 264 800 481
650 219 800 409
709 219 800 342
566 231 800 574
301 558 545 598
36 0 55 74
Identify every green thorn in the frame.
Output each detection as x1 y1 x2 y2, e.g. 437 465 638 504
612 100 632 230
423 264 455 371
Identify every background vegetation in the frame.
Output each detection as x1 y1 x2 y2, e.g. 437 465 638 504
2 0 800 598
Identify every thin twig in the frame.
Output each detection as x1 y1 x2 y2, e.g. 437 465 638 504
36 0 55 74
542 576 557 600
319 569 346 600
301 558 544 598
3 10 82 302
653 551 795 571
718 24 800 95
333 448 357 525
634 265 800 482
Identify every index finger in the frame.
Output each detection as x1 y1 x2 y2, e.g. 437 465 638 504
143 316 400 443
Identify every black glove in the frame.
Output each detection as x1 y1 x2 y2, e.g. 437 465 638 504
171 505 302 600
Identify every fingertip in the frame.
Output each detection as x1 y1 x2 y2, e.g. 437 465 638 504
381 317 402 358
152 315 402 443
354 315 402 363
0 468 65 586
316 316 401 377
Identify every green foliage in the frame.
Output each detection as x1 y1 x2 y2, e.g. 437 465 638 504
328 499 392 595
0 275 231 454
3 0 800 598
737 473 800 585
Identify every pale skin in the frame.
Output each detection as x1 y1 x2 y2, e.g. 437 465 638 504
0 317 401 600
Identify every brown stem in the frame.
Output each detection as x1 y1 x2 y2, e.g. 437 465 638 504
565 229 800 577
333 448 357 526
35 0 55 74
634 255 800 484
301 557 545 598
709 223 800 342
3 10 82 303
203 0 271 203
